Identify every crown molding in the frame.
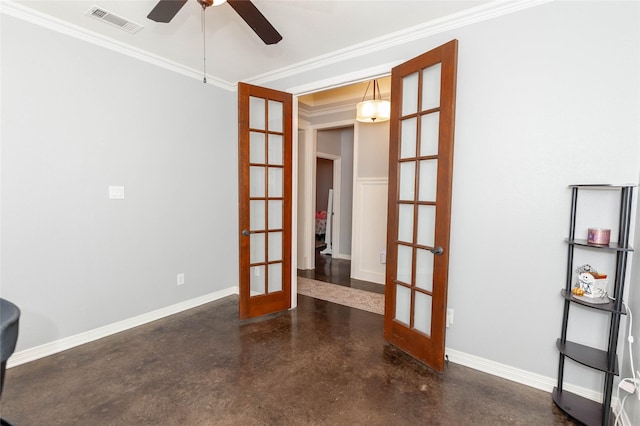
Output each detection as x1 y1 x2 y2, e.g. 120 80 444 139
2 0 551 92
287 62 397 96
248 0 552 86
304 102 356 119
0 1 236 91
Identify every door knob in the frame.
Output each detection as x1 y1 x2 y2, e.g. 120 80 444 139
430 246 444 255
241 230 249 237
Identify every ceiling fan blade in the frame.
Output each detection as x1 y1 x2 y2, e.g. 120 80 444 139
227 0 282 45
147 0 188 23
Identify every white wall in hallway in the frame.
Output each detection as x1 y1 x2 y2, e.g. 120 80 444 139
351 121 389 284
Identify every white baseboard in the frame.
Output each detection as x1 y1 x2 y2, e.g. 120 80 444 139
332 253 351 261
445 348 602 402
351 270 385 285
7 286 239 368
448 346 632 424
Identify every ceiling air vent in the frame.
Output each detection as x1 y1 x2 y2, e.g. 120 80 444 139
86 6 143 34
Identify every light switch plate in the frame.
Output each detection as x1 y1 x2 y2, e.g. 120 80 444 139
109 186 125 199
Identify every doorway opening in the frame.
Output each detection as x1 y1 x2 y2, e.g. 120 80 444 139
296 79 390 296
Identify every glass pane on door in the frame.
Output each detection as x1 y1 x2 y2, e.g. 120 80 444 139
415 248 434 292
247 94 286 297
268 100 283 132
251 265 266 295
416 205 436 247
414 292 432 336
269 263 283 292
397 204 414 243
420 113 439 156
268 200 283 230
399 162 416 201
268 135 283 165
268 168 283 197
421 64 441 110
250 167 265 198
250 233 265 264
402 72 419 116
250 97 266 130
400 118 417 159
250 132 266 163
396 244 412 285
268 232 282 261
395 285 411 326
250 200 265 231
418 160 438 202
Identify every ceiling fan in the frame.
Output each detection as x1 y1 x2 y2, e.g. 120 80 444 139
147 0 282 45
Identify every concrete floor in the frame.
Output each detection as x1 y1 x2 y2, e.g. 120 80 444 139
1 294 577 425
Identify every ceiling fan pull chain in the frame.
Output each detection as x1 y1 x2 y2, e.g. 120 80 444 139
201 4 207 84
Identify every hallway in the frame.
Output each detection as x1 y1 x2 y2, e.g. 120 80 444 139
297 249 385 295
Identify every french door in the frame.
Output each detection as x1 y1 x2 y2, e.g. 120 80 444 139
238 83 293 320
384 40 458 371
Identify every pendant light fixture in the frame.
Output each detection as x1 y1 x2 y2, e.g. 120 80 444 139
356 79 390 123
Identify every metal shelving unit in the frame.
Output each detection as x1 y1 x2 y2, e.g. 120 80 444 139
553 184 635 426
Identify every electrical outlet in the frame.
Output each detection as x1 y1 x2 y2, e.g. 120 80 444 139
619 380 636 394
177 273 185 286
620 376 640 400
108 185 125 199
446 309 454 328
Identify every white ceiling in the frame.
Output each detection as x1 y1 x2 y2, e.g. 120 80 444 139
4 0 499 89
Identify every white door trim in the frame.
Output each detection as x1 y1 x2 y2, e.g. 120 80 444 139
297 122 314 271
316 152 341 261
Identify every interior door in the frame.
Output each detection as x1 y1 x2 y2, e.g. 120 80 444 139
238 82 293 319
384 40 458 371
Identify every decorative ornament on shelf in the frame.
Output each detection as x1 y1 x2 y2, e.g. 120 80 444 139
587 228 611 245
573 264 609 302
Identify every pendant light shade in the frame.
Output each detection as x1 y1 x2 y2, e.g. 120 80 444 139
356 80 390 123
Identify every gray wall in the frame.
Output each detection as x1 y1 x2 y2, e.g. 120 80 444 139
270 0 640 401
1 15 238 352
315 158 333 214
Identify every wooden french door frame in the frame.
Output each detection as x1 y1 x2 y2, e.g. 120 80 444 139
238 82 293 320
384 40 459 371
